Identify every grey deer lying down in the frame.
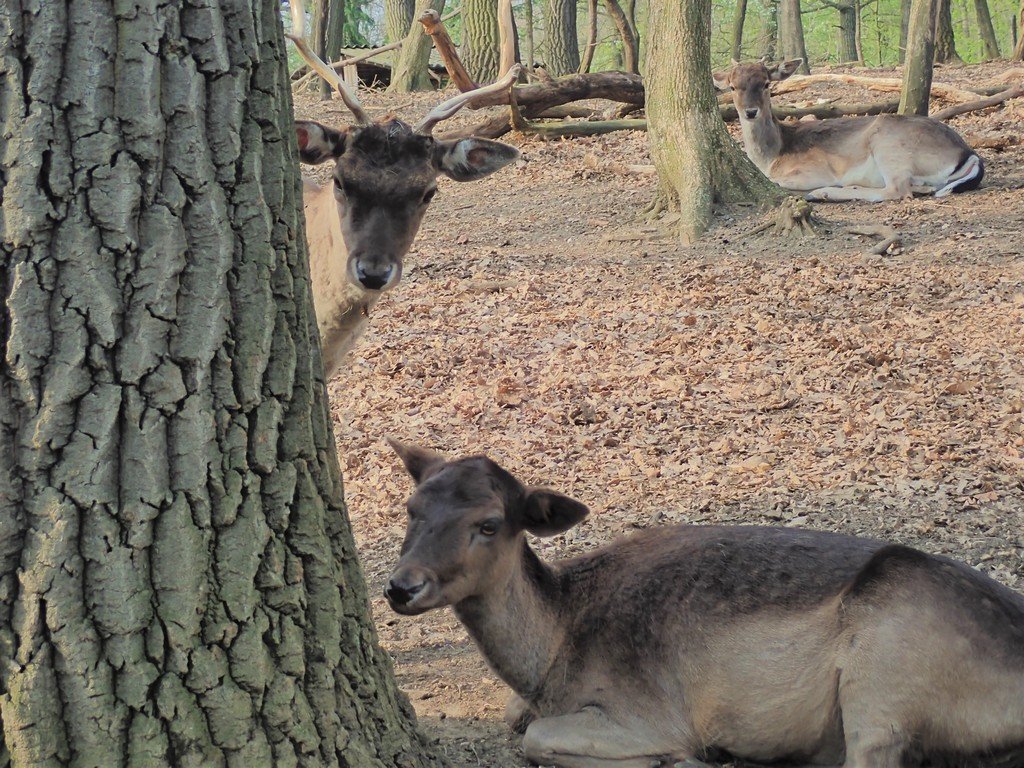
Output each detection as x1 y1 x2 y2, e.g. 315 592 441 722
288 0 520 377
715 60 985 203
385 441 1024 768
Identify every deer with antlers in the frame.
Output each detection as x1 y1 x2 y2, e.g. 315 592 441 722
287 1 521 377
714 60 985 203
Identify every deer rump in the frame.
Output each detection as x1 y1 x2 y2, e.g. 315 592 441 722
520 526 1024 767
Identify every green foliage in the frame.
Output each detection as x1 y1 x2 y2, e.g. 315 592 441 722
345 0 377 46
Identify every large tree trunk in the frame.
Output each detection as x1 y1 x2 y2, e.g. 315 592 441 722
605 0 641 73
732 0 749 60
462 0 502 81
546 0 581 75
386 0 417 44
390 0 448 90
780 0 811 72
0 2 438 767
900 0 937 113
313 0 346 100
934 0 964 62
646 0 782 242
972 0 1000 58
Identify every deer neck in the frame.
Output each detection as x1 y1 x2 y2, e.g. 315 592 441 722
738 110 783 174
302 180 378 375
454 541 565 700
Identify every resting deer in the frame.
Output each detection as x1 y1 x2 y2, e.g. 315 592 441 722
385 440 1024 768
714 60 985 202
287 1 520 376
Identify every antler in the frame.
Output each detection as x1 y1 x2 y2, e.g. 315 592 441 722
287 0 371 125
415 64 522 135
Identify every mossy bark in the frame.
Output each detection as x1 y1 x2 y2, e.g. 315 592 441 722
462 0 502 82
545 0 581 75
0 2 438 767
390 0 448 91
386 0 417 44
646 0 783 243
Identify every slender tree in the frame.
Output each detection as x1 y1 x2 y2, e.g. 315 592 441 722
780 0 811 72
522 0 538 68
762 0 780 59
580 0 600 71
732 0 749 60
606 0 641 73
385 0 417 44
900 0 912 61
312 0 346 99
546 0 582 74
900 0 937 113
972 0 1000 58
390 0 448 90
934 0 964 62
1015 0 1024 59
646 0 783 241
0 2 437 766
463 0 502 81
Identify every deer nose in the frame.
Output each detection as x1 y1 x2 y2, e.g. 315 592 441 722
355 263 395 291
744 108 759 120
385 573 427 607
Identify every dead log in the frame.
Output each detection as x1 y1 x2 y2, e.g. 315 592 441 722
930 85 1024 120
773 73 980 102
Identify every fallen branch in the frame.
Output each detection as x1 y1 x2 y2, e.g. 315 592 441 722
847 224 900 255
420 10 477 92
773 73 980 102
930 85 1024 121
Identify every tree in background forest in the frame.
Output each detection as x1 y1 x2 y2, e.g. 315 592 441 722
972 0 1001 58
934 0 965 61
900 0 936 113
312 0 345 99
547 0 582 73
1017 0 1024 58
0 2 438 766
386 0 416 43
647 0 784 242
780 0 811 72
390 0 447 90
463 0 502 81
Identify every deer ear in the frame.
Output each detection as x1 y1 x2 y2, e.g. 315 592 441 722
387 439 446 484
770 59 803 81
516 487 590 537
712 69 733 91
295 120 346 165
434 138 521 182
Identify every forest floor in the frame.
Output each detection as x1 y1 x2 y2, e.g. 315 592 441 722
295 61 1024 768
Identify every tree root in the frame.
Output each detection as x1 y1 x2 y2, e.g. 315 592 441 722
749 196 819 238
846 224 901 255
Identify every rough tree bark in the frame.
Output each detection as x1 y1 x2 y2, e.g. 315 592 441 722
732 0 749 60
646 0 783 242
546 0 581 74
780 0 811 72
462 0 502 82
312 0 346 99
386 0 417 44
390 0 448 90
972 0 1001 59
0 2 438 767
900 0 937 113
934 0 964 62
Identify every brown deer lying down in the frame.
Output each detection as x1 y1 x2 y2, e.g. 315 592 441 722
385 441 1024 768
714 60 985 203
288 0 520 377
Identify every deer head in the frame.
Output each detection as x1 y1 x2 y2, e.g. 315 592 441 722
288 0 521 292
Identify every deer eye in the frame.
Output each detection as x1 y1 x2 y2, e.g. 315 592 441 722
421 188 437 205
478 520 500 536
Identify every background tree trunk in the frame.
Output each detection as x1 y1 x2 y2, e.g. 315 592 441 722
762 0 780 59
732 0 749 60
523 0 537 68
546 0 582 74
934 0 964 62
313 0 347 99
462 0 502 81
605 0 641 73
780 0 811 72
0 2 437 767
1015 0 1024 59
900 0 912 62
646 0 783 242
386 0 417 44
900 0 937 113
580 0 600 71
837 0 859 63
972 0 1000 58
390 0 448 90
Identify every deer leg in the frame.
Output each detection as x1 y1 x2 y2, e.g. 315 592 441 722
522 707 694 768
804 185 904 203
505 693 537 734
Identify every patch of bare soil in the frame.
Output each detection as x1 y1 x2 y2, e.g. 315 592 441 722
294 62 1024 767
